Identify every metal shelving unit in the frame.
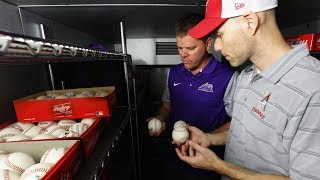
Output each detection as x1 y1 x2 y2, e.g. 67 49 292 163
0 30 125 61
0 30 139 180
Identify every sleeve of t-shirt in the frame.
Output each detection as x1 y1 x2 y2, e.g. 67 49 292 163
223 72 239 117
162 69 170 103
289 90 320 179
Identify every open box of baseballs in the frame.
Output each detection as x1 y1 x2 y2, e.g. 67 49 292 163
0 139 84 180
0 118 106 160
13 86 116 122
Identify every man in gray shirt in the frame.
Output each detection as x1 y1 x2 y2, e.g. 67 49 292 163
175 0 320 179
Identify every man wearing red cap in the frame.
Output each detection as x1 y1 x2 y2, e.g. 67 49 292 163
175 0 320 179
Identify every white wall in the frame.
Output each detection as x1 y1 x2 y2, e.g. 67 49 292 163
127 37 222 65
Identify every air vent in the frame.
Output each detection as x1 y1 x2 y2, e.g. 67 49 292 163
156 42 178 55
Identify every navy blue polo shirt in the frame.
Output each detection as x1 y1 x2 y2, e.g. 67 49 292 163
163 56 234 132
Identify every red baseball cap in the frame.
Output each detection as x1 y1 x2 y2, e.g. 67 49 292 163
189 0 278 38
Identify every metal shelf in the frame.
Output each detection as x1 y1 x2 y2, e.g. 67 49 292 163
75 107 132 180
0 30 126 62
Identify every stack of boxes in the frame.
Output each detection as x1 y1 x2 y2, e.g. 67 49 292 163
0 86 116 179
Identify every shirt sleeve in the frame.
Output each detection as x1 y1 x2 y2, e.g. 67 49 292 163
289 90 320 180
162 69 170 103
223 72 239 117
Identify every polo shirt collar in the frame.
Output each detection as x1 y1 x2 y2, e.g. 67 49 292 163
181 55 217 75
258 44 310 84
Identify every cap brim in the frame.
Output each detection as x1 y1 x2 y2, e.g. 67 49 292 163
188 18 227 39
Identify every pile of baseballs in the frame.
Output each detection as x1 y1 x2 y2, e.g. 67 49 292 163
33 89 110 100
172 120 189 144
0 118 96 142
0 147 69 179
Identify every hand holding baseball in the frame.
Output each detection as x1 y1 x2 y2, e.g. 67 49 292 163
147 117 166 136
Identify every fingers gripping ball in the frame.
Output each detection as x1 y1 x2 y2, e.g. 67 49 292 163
148 118 162 132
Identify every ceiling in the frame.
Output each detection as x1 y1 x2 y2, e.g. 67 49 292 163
6 0 320 42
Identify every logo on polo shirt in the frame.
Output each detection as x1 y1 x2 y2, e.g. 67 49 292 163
173 82 182 87
252 92 271 120
198 82 214 93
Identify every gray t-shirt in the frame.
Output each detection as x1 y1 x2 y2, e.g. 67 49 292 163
223 44 320 180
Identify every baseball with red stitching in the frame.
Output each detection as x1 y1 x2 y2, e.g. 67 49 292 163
37 121 58 129
22 126 45 138
40 147 69 164
44 125 67 137
2 152 35 175
0 128 22 140
0 169 20 180
69 123 88 135
20 162 54 180
57 120 77 130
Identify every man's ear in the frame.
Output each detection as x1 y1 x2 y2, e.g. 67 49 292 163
241 11 259 36
206 37 213 51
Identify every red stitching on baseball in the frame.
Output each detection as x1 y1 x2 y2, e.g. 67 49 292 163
3 156 25 174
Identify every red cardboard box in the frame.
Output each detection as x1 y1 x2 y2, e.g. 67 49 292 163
0 139 84 180
78 118 106 159
14 86 116 122
286 33 320 51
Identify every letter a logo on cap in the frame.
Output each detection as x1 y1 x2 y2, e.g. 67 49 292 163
235 3 245 10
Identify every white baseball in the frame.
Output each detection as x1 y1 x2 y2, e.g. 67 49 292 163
95 91 109 97
54 95 68 99
148 118 162 132
6 134 31 142
17 123 35 131
7 122 34 131
47 93 60 98
0 137 5 142
69 123 88 135
1 152 35 174
64 91 76 97
40 147 69 164
74 94 87 98
37 121 58 129
0 128 22 140
57 120 77 130
172 127 189 144
58 131 80 138
81 91 94 97
20 163 54 180
0 151 9 161
0 169 20 180
80 118 96 127
35 96 51 100
22 126 45 138
44 125 67 137
174 120 187 129
32 134 56 140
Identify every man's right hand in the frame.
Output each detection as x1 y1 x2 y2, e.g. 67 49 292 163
146 117 166 136
180 125 211 155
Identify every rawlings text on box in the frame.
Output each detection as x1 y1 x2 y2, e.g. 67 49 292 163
0 139 84 180
14 86 115 122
